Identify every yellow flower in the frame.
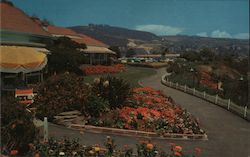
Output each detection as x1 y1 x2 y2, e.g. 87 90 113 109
94 146 101 152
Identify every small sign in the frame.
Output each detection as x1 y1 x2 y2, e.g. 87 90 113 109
15 89 34 104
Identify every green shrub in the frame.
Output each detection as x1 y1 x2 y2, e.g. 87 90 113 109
91 76 132 109
83 95 109 118
34 73 89 120
1 97 37 155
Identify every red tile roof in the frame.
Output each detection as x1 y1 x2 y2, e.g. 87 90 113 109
73 34 108 47
47 25 79 36
47 25 108 47
0 2 50 36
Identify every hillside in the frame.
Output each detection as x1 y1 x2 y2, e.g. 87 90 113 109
161 35 249 56
70 25 248 57
69 24 160 47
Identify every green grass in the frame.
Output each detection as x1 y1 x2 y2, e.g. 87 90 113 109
83 66 156 87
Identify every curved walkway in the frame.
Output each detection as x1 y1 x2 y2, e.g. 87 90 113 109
48 68 250 157
140 68 250 157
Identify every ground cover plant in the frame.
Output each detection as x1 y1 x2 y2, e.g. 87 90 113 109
81 64 125 74
25 137 202 157
90 87 204 135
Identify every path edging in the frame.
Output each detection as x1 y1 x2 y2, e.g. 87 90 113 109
69 124 208 141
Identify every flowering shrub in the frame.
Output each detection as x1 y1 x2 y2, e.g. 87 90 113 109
24 137 201 157
34 73 90 120
81 64 125 74
1 97 37 155
96 87 204 135
91 76 132 109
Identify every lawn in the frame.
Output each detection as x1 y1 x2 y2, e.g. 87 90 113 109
83 66 156 87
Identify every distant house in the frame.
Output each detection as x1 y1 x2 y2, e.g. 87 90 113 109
46 25 117 65
0 1 51 91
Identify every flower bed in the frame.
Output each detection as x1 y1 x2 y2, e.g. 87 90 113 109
81 64 125 74
90 87 205 135
23 137 202 157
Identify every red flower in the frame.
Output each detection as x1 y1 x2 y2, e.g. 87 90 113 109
10 149 18 155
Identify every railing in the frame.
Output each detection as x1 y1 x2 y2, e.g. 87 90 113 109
161 74 250 121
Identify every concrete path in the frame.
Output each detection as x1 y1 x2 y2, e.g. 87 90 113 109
48 68 250 157
140 68 250 157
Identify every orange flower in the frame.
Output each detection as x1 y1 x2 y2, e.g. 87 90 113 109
174 151 182 156
146 143 154 150
174 145 182 152
34 152 40 157
10 149 18 155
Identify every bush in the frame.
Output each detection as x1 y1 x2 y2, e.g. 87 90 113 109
91 76 132 109
83 95 109 118
34 73 90 120
1 97 37 155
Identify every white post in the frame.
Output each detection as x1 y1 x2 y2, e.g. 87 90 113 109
227 99 231 110
176 82 178 88
184 85 187 92
215 94 218 104
44 117 48 142
244 106 247 118
167 77 169 82
203 91 206 99
193 88 196 95
170 82 172 87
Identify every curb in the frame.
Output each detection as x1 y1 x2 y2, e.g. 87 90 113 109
69 124 208 141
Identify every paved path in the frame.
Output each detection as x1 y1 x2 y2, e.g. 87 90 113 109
48 68 250 157
140 68 250 157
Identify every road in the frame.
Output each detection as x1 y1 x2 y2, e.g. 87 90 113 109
48 68 250 157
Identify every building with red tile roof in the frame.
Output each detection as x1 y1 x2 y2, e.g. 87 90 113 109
0 1 50 91
46 25 117 64
46 25 108 47
0 2 50 37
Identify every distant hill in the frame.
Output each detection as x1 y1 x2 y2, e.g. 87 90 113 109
161 35 249 57
69 24 160 47
69 25 248 57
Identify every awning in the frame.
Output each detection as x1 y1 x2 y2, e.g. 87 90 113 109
0 46 48 73
81 46 116 55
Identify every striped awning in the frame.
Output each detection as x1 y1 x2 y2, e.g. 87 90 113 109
81 46 116 55
0 45 48 73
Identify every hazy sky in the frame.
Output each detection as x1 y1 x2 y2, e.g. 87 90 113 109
11 0 249 39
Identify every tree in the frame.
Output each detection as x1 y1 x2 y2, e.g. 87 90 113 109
126 48 136 57
46 37 87 75
109 46 121 58
181 51 201 61
200 48 215 63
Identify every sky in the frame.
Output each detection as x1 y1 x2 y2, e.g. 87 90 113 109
11 0 249 39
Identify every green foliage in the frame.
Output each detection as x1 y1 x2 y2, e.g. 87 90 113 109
136 142 158 157
91 76 132 109
1 97 37 155
199 48 215 64
166 62 183 74
126 48 136 57
109 46 121 58
46 36 87 75
83 95 109 118
34 73 89 120
222 77 248 106
181 51 201 61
